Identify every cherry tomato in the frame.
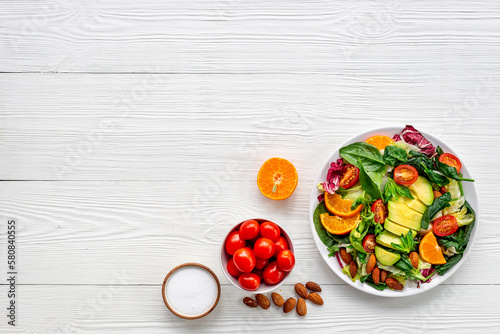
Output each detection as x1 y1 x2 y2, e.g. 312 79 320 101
273 236 289 257
254 256 269 270
394 164 418 185
226 258 242 278
262 261 285 285
371 199 387 224
433 215 459 237
439 153 462 173
238 273 260 290
225 231 246 255
440 186 448 194
276 250 295 272
239 219 260 240
253 237 275 260
233 247 256 273
362 234 377 253
340 164 360 189
260 221 281 242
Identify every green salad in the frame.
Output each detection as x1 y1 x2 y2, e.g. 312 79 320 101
314 125 476 291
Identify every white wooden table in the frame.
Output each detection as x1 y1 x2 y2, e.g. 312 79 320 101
1 1 500 332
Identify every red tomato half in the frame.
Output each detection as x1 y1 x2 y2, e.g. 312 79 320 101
340 164 360 189
239 220 260 240
273 236 289 258
238 273 261 290
439 153 462 173
362 234 377 253
253 237 276 260
262 261 285 285
225 231 246 255
276 250 295 272
233 247 256 273
433 215 459 237
371 199 387 224
394 164 418 185
254 257 269 270
259 222 281 242
227 258 242 278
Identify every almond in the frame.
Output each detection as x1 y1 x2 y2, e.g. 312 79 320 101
294 283 308 299
385 277 404 291
339 248 352 265
271 292 285 307
283 298 296 313
409 252 419 269
243 297 258 308
366 254 377 274
296 298 307 316
349 261 358 278
255 294 270 309
380 269 387 283
305 281 322 292
372 267 380 285
308 292 324 305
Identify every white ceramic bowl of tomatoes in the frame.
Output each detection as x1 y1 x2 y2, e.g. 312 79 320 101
220 219 295 292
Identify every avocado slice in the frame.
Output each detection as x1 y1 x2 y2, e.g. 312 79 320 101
394 195 427 214
408 176 434 206
375 246 401 266
376 230 403 250
384 219 417 238
388 211 421 231
387 201 423 222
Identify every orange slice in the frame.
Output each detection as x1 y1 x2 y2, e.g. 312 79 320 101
365 135 394 150
320 212 360 235
257 157 298 200
324 192 363 217
419 232 446 265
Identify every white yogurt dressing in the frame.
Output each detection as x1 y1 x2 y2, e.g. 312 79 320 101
165 266 218 316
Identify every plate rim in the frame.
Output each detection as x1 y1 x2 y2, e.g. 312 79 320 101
308 126 480 297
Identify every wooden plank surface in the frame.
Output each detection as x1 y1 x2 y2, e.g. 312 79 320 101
1 0 500 332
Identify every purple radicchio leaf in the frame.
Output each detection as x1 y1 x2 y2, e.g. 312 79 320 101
322 158 343 194
335 252 344 269
393 125 436 157
317 193 325 202
419 267 436 285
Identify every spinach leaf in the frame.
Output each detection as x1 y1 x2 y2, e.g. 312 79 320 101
327 230 350 244
336 186 349 198
340 143 386 200
383 145 408 166
383 178 414 203
360 275 387 290
394 254 425 280
313 202 335 247
359 164 383 200
420 162 450 187
420 192 452 230
457 201 476 252
435 254 463 275
404 150 449 187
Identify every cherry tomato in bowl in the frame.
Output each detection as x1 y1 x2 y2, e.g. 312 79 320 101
253 238 275 260
220 218 294 293
262 261 285 284
394 164 418 185
233 247 256 273
371 199 387 224
224 231 246 255
433 215 459 237
239 219 260 240
439 153 462 173
276 250 295 272
260 221 281 242
238 273 261 291
340 164 360 189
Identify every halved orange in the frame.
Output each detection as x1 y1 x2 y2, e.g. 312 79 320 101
320 212 360 235
257 157 298 200
324 192 363 217
365 135 394 150
419 232 447 265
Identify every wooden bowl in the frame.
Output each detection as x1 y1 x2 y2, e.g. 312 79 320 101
162 263 221 319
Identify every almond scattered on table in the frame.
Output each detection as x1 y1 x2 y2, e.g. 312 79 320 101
305 281 322 292
283 298 296 313
271 292 285 307
308 292 323 305
243 297 258 308
255 294 270 309
296 298 307 316
294 283 308 299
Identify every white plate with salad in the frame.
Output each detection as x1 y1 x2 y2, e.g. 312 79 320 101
309 126 479 297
